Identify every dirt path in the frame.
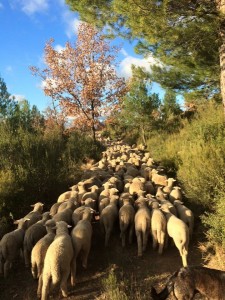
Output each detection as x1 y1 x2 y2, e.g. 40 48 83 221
0 217 205 300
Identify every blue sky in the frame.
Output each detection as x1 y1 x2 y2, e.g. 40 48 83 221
0 0 165 113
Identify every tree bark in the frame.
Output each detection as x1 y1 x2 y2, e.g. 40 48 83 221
217 0 225 115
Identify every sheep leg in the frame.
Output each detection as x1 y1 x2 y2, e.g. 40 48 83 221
4 260 11 278
105 229 111 247
37 274 43 298
24 248 30 267
41 275 50 300
60 272 69 297
136 231 142 257
128 225 134 245
71 257 77 287
143 231 148 252
120 231 126 248
82 245 91 269
158 231 165 255
152 230 158 250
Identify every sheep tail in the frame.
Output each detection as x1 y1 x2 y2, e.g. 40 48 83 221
150 270 178 300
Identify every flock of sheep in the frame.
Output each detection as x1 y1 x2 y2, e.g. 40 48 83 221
0 140 194 299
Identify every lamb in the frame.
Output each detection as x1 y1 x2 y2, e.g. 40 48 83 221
149 201 167 254
81 185 99 202
23 212 51 267
0 218 29 277
57 197 79 213
173 200 194 239
134 198 151 257
53 201 74 225
151 169 168 187
41 221 74 300
129 177 145 197
100 197 119 247
119 198 135 247
57 190 78 203
31 219 56 279
163 178 176 194
161 205 189 267
23 202 44 228
70 207 93 286
169 186 183 203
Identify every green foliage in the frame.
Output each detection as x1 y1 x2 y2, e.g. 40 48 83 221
101 270 128 300
66 0 220 96
145 101 225 247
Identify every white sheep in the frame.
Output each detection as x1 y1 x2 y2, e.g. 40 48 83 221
134 198 151 257
41 221 74 300
151 169 168 187
53 201 74 225
81 185 99 202
31 219 56 279
161 205 189 267
169 186 183 203
57 190 78 203
23 212 51 267
173 200 194 239
0 218 29 277
119 198 135 247
23 202 44 228
57 197 79 213
70 207 93 286
149 201 167 254
100 197 118 247
129 177 145 197
163 178 176 195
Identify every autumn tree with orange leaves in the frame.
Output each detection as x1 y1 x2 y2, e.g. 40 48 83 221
30 23 127 141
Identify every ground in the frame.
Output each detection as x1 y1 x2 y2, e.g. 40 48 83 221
0 216 206 300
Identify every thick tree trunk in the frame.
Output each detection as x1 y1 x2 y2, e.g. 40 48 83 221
217 0 225 115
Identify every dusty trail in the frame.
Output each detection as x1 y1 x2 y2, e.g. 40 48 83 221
0 217 205 300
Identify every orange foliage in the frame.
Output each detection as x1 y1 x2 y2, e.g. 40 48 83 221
30 23 127 137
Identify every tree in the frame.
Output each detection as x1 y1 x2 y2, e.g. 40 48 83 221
119 66 161 144
66 1 225 114
30 23 127 141
0 76 15 118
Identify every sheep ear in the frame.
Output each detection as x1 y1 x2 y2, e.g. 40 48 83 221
30 204 35 207
67 225 72 228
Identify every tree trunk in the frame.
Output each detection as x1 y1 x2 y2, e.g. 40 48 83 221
217 0 225 115
92 123 96 143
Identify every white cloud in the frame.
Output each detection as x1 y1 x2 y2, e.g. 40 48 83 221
119 54 161 78
10 0 49 15
62 10 82 38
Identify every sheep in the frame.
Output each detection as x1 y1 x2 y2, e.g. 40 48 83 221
53 201 74 225
169 186 183 203
125 166 140 178
0 218 29 277
99 197 110 215
31 219 56 279
72 203 95 227
23 202 44 228
161 205 189 267
57 190 78 203
156 187 168 201
173 200 194 239
23 212 51 267
160 200 177 217
81 185 99 202
99 187 118 202
129 177 145 197
70 207 93 286
41 221 74 300
163 178 176 195
57 197 79 213
119 198 135 247
49 202 61 216
144 180 155 195
134 198 151 257
149 201 167 254
151 169 168 187
100 197 119 247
